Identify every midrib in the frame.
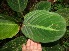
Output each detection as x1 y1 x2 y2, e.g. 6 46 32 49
25 24 60 31
17 0 21 12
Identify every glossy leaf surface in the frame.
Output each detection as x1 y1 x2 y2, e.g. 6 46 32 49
34 1 51 11
7 0 28 12
0 15 19 40
21 10 66 43
56 8 69 26
0 36 27 51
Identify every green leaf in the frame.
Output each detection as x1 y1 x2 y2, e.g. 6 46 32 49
66 29 69 35
56 8 69 26
34 1 51 11
64 42 69 47
0 14 17 22
56 4 64 10
7 0 28 12
21 10 66 43
0 36 27 51
57 0 63 2
0 15 19 40
43 44 65 51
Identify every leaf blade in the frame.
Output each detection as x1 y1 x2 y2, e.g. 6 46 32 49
0 15 19 40
7 0 28 12
0 36 27 51
34 1 51 11
56 8 69 26
22 10 66 43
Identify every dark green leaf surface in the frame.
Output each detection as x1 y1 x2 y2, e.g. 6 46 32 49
66 29 69 35
0 36 27 51
0 14 16 22
64 42 69 47
21 10 66 43
43 44 65 51
34 1 51 11
0 15 19 40
7 0 28 12
56 8 69 26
